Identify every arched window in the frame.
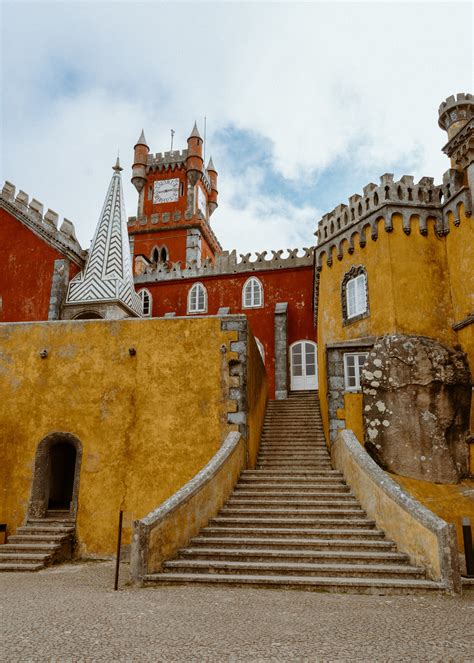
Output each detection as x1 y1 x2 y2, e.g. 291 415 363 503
255 337 265 363
151 247 160 264
188 282 207 314
160 247 168 263
341 265 369 325
290 340 318 391
139 288 152 317
242 277 263 308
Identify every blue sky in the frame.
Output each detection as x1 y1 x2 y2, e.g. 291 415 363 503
1 1 472 253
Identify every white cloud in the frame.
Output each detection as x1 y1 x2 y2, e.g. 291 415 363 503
1 1 472 253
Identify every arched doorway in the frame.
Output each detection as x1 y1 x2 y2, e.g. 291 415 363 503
290 340 318 391
28 433 82 520
48 442 77 509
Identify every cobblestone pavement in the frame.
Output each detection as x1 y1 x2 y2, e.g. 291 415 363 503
1 561 473 662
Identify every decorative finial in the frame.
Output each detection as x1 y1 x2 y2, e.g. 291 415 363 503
113 154 123 173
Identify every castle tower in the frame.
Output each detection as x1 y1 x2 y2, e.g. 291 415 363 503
63 158 143 319
438 93 474 195
128 123 221 275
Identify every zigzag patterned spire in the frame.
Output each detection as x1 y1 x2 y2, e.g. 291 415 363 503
66 160 143 316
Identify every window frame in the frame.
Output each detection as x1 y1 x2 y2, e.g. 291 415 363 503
138 288 152 317
341 265 369 326
242 276 264 309
187 282 208 314
343 352 368 391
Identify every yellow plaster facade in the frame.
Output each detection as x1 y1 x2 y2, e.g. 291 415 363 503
0 317 266 556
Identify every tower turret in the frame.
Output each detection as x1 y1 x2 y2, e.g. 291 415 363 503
186 122 204 185
131 129 149 193
438 93 474 174
207 156 218 216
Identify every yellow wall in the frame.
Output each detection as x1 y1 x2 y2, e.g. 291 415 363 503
343 392 364 444
247 330 268 468
0 317 242 555
391 474 474 554
317 214 469 441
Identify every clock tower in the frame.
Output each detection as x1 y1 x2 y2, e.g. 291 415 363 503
128 123 220 275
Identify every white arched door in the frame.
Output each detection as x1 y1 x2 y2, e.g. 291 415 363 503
290 341 318 391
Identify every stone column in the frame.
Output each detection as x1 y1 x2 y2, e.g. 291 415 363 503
48 259 70 320
274 302 288 400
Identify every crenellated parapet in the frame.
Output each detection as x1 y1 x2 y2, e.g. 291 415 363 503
315 168 471 268
134 247 314 284
0 181 85 265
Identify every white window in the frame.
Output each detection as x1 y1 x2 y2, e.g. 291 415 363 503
343 352 368 391
139 289 152 317
290 341 318 391
242 277 263 308
188 282 207 314
255 337 265 363
346 274 367 319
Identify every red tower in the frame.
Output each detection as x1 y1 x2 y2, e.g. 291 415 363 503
128 124 221 275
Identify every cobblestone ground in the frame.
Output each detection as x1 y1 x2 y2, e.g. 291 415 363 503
1 561 473 662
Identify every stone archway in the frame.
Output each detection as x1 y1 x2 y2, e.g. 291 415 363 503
28 433 83 520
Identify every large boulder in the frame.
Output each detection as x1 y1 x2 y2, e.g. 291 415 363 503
362 334 471 484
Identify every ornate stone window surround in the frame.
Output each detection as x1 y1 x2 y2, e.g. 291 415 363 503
187 282 208 314
341 265 369 326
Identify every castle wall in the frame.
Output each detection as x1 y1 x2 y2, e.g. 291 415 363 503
0 208 80 322
0 317 261 556
317 216 461 442
137 265 315 397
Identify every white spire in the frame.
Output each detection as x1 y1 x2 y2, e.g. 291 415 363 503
65 161 142 317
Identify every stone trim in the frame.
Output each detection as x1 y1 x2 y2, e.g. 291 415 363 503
131 431 244 580
134 247 314 284
332 430 461 594
341 265 369 326
221 315 248 440
1 182 85 266
452 314 474 331
274 302 288 400
326 342 373 443
28 432 83 521
48 259 70 320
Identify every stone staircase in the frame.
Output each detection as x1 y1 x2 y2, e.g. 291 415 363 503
146 390 443 593
0 510 75 572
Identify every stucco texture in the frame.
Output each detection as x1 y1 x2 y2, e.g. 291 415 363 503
247 330 268 468
317 212 470 441
0 317 238 555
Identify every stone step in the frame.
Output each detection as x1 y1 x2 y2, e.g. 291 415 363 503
7 534 69 544
232 490 352 498
0 542 58 554
236 481 348 490
0 562 44 572
256 462 333 468
189 536 396 551
257 454 330 459
177 548 409 565
0 551 52 564
241 470 342 476
226 498 359 507
201 526 384 539
162 559 425 579
219 507 365 517
209 517 375 529
27 519 75 527
17 525 74 536
144 572 443 595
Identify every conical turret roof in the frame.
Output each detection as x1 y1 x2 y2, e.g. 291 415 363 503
207 156 216 172
189 121 202 139
65 161 143 317
134 129 148 148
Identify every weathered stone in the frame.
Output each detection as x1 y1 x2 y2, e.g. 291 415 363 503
362 334 471 484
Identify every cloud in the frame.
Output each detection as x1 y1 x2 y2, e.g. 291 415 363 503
1 1 472 254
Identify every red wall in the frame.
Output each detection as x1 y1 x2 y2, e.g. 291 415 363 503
136 266 315 397
0 208 79 322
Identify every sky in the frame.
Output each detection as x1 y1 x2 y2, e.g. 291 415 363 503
1 1 472 255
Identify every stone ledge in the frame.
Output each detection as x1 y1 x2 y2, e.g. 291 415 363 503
331 430 461 594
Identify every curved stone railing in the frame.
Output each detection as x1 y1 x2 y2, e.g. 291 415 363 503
331 430 461 594
130 431 246 581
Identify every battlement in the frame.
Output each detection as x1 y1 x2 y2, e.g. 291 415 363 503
147 149 188 168
135 247 314 284
315 168 470 268
0 181 85 265
438 93 474 131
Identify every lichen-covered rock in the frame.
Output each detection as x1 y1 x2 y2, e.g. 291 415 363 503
362 334 471 484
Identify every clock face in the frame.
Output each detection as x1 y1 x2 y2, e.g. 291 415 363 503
197 185 207 217
153 178 179 204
